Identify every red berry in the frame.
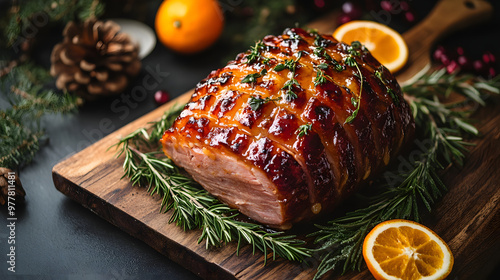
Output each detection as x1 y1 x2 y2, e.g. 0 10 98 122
380 1 392 12
446 60 460 74
473 59 487 74
154 90 170 105
342 2 362 19
482 51 496 65
404 11 415 22
433 46 446 61
488 67 497 79
440 54 451 66
337 14 352 25
457 56 472 71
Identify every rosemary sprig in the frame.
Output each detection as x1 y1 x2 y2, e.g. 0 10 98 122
112 109 309 263
309 70 499 279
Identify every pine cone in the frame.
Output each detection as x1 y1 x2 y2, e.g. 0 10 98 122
50 18 141 100
0 167 25 205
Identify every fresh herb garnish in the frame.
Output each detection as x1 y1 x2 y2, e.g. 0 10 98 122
350 40 362 50
314 63 333 86
282 78 300 101
313 46 333 61
314 70 328 86
350 96 358 107
375 66 400 106
314 35 331 48
344 55 357 67
275 51 304 101
274 51 303 73
387 88 400 106
241 69 267 84
309 70 499 279
296 124 312 137
374 68 384 81
347 41 362 57
344 51 363 123
317 63 329 70
245 41 265 64
273 64 286 72
248 95 281 111
262 57 271 66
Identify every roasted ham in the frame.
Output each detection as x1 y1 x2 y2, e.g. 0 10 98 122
161 28 414 229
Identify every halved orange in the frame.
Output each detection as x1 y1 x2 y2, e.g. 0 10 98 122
333 20 408 73
363 219 454 280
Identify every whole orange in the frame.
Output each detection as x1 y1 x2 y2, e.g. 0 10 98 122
155 0 224 54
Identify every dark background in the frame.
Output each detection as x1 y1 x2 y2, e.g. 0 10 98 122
1 0 499 279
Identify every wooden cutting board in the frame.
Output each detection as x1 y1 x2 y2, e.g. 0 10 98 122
52 0 499 279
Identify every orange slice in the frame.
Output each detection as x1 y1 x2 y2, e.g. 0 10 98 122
333 20 408 73
363 219 454 280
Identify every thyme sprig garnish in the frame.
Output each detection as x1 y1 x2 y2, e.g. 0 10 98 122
275 51 303 101
248 95 281 111
314 63 333 86
245 41 265 64
111 108 310 263
375 66 400 106
296 124 312 137
241 69 268 84
313 36 344 72
274 51 303 73
309 70 499 279
344 45 364 124
281 78 300 101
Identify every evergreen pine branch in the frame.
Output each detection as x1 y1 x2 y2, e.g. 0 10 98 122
0 110 44 168
1 62 81 169
11 85 81 114
309 70 499 279
2 0 105 47
112 109 310 263
0 1 102 170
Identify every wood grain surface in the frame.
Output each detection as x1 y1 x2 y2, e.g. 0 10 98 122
52 0 499 279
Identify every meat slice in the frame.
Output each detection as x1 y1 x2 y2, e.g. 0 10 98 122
161 28 414 229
